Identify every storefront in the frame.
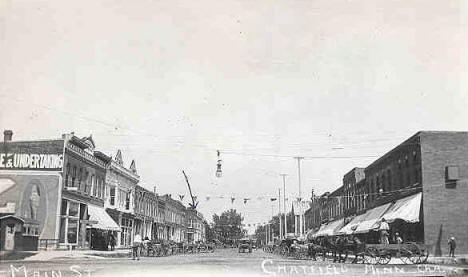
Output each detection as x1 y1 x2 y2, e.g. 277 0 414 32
120 216 133 247
59 198 91 249
337 193 423 243
86 204 120 250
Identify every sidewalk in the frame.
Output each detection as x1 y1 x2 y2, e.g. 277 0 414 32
427 255 468 265
1 249 131 262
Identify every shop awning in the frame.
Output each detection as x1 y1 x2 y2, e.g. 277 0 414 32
87 205 120 231
338 213 367 235
353 202 393 234
381 192 422 223
314 219 345 237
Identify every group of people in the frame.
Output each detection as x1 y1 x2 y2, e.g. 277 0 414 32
378 218 403 245
131 234 151 260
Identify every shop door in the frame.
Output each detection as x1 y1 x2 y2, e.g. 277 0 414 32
4 225 15 251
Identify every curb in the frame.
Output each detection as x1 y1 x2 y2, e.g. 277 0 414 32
427 257 468 265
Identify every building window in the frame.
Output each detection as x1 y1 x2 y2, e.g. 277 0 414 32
445 166 459 188
125 194 130 210
65 163 71 187
71 166 77 187
83 172 88 193
77 168 83 190
110 187 116 206
92 175 97 197
59 199 81 245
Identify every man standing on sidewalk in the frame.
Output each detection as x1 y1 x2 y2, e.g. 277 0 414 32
133 233 142 260
448 237 456 257
379 218 390 244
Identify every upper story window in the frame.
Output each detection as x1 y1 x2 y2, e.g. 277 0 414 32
91 175 96 196
71 166 77 187
125 193 130 210
77 168 83 190
65 163 71 187
110 187 116 206
445 165 459 188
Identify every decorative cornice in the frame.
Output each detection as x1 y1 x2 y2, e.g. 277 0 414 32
66 143 107 169
109 160 139 182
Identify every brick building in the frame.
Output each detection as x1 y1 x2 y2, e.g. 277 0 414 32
161 195 186 242
134 184 158 240
186 208 205 243
306 131 468 254
104 149 139 248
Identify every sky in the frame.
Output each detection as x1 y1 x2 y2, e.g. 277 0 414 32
1 0 467 233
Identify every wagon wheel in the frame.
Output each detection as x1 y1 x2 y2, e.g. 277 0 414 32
364 247 379 265
399 248 413 265
377 249 392 265
403 243 423 264
417 245 429 264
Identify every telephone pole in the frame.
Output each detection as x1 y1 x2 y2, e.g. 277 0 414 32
280 173 288 238
294 157 304 235
278 188 282 240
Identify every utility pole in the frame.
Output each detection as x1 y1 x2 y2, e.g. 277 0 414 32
278 188 282 240
280 174 288 238
271 203 274 242
294 157 304 236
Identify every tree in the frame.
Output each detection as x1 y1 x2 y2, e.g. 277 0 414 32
212 209 245 244
255 211 296 245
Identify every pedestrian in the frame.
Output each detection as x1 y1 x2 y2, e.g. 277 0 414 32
395 232 403 244
143 236 150 256
379 218 390 244
133 233 142 260
109 234 116 251
448 237 456 257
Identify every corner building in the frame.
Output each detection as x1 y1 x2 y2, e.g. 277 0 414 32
307 131 468 254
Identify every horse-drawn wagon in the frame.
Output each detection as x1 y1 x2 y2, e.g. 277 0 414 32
361 242 429 265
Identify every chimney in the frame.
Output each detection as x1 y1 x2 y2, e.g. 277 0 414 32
4 130 13 142
153 186 157 195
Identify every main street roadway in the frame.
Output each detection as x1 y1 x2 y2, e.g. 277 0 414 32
1 248 466 277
